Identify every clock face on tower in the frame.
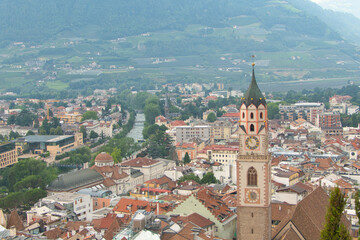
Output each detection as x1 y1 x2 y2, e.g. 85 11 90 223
245 189 260 203
245 136 260 150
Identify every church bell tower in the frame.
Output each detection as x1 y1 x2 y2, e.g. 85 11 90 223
236 64 271 239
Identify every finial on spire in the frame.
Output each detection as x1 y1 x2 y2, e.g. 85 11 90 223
251 55 255 67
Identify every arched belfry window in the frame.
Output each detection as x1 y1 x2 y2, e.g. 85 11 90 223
260 112 263 119
242 112 245 119
250 112 254 119
247 167 257 186
250 124 255 132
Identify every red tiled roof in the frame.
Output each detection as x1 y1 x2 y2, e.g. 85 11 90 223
170 120 187 127
272 187 351 240
352 162 360 170
103 178 116 187
205 96 217 100
195 187 235 222
165 222 210 240
91 165 128 180
7 210 24 231
171 212 214 228
221 112 240 118
120 157 159 167
113 198 171 215
44 227 63 239
333 178 353 189
315 158 333 169
95 152 113 162
176 142 196 149
145 175 174 186
65 221 88 232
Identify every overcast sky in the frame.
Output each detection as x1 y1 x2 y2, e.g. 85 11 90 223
311 0 360 19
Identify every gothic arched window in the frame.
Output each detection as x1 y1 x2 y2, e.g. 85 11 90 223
250 112 254 119
250 124 255 132
260 112 263 119
247 167 257 186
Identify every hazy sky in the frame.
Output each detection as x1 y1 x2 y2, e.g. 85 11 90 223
311 0 360 19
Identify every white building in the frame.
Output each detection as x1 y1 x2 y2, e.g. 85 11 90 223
42 192 93 221
175 125 210 143
120 157 175 182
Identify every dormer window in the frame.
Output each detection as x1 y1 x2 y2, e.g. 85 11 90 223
250 112 254 119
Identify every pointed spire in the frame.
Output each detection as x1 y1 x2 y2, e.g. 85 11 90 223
241 64 266 107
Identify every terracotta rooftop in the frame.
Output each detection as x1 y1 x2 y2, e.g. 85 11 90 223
271 202 296 222
171 212 215 229
95 152 113 163
221 112 240 118
113 198 171 215
272 187 352 240
333 178 353 189
195 187 235 222
43 227 63 239
7 210 24 231
170 120 187 127
120 157 159 167
164 222 213 240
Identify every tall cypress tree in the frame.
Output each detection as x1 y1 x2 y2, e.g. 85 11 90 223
354 190 360 239
321 187 351 240
183 152 191 164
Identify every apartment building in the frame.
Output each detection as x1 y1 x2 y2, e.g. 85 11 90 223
175 125 210 143
0 142 18 168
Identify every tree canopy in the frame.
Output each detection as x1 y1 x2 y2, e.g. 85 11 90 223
320 187 351 240
81 111 98 121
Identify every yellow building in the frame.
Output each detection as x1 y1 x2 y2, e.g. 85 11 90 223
210 121 232 141
0 143 18 168
55 112 82 124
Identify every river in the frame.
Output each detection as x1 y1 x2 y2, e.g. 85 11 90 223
126 113 145 142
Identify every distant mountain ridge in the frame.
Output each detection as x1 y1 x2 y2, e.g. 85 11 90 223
0 0 354 42
288 0 360 42
0 0 360 95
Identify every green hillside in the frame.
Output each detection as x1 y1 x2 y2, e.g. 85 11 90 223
0 0 359 96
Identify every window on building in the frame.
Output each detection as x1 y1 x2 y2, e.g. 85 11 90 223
260 112 263 119
247 167 257 186
250 112 254 119
250 124 255 132
242 112 245 118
